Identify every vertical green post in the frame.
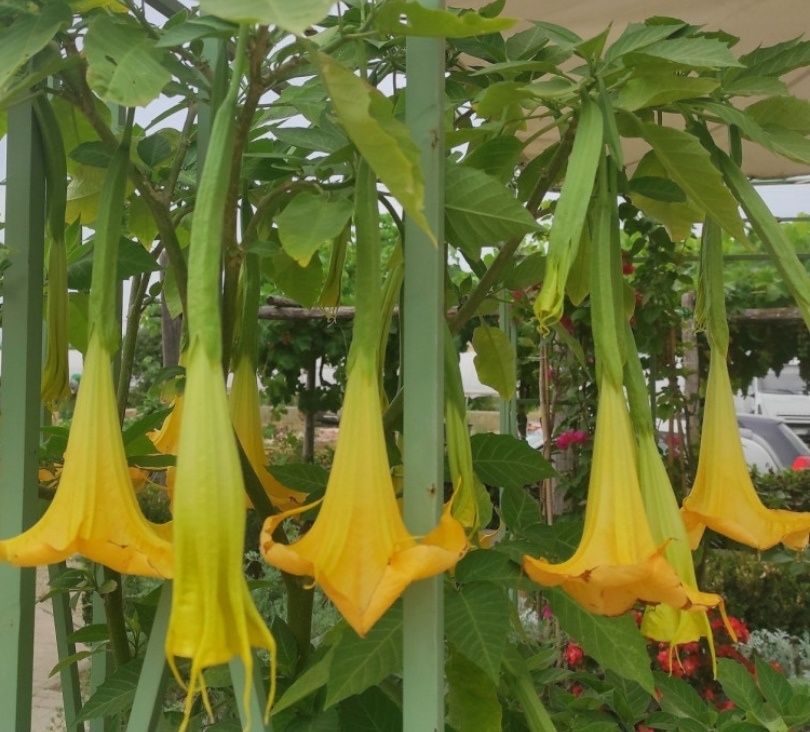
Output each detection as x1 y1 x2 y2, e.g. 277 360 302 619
0 97 46 732
499 299 517 436
402 3 446 731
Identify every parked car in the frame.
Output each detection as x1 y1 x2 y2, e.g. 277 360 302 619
735 363 810 445
737 413 810 472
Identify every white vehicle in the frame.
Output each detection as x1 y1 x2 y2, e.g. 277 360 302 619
736 363 810 444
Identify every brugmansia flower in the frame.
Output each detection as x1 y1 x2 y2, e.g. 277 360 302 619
148 394 183 494
523 381 722 616
229 355 306 510
166 342 276 724
682 351 810 551
0 332 172 576
637 433 727 656
261 357 468 635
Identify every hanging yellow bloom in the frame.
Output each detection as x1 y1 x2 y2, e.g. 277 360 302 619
682 351 810 551
636 432 729 658
523 380 721 616
229 355 306 510
261 354 468 636
0 332 172 577
166 342 276 725
148 394 182 495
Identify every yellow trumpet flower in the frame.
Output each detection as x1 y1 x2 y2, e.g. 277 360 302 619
523 380 722 616
0 332 172 577
148 394 182 494
682 351 810 551
636 433 727 655
166 342 276 725
260 356 468 636
229 355 306 510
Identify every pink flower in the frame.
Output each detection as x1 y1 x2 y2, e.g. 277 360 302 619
555 429 588 450
564 642 584 667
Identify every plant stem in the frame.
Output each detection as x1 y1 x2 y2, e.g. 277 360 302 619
101 568 131 666
116 271 151 421
282 574 314 666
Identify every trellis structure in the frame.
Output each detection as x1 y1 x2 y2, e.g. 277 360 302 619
0 0 456 729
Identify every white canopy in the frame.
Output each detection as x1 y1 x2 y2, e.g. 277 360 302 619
461 0 810 179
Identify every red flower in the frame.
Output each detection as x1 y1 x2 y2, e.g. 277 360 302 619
623 261 636 275
560 315 575 333
555 429 589 450
718 700 736 711
564 642 584 668
571 682 584 697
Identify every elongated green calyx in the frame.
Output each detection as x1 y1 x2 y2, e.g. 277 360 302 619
698 217 730 356
187 27 248 357
87 114 132 352
35 96 70 403
588 157 626 388
534 97 603 330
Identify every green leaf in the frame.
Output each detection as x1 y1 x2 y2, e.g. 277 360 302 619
273 125 348 154
739 38 810 78
722 76 789 97
128 194 158 248
155 15 237 48
122 407 172 447
633 119 746 241
49 650 95 678
315 53 432 240
746 96 810 134
504 252 545 290
505 24 549 60
325 605 402 707
75 658 141 723
273 647 335 715
455 548 523 586
754 657 793 716
376 2 515 37
464 135 524 182
717 658 768 717
0 3 71 92
470 432 555 491
445 583 511 683
629 151 702 241
628 176 687 203
629 37 743 69
137 133 174 168
277 192 353 267
604 22 685 63
69 141 112 168
653 671 712 726
501 487 542 531
445 163 538 258
516 521 582 562
616 73 719 112
447 648 502 732
66 163 108 224
268 462 328 498
200 0 332 35
471 325 517 400
338 687 401 732
269 248 324 307
67 237 159 291
85 15 171 107
67 623 110 644
547 589 654 693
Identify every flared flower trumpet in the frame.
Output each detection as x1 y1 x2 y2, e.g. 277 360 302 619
0 332 172 577
166 343 276 725
682 351 810 551
523 380 722 616
261 356 468 636
229 355 305 510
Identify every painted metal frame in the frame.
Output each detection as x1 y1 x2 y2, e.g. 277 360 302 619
0 1 449 728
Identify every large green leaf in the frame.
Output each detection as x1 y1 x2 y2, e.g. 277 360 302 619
628 37 743 69
604 22 685 63
717 659 771 719
617 72 718 112
471 325 516 400
633 119 746 241
447 648 502 732
338 686 401 732
445 163 538 258
547 588 654 693
269 248 324 307
75 659 141 723
455 548 524 587
85 15 171 107
754 658 793 717
746 96 810 133
652 671 713 727
268 462 328 497
376 1 515 38
470 432 554 490
315 53 431 240
738 38 810 78
0 3 71 92
277 192 353 267
325 605 403 708
272 647 335 714
501 487 542 531
629 151 702 241
200 0 332 35
464 135 524 181
445 583 511 683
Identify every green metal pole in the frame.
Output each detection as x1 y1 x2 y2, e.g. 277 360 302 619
0 96 46 732
49 563 86 731
499 298 517 436
402 4 446 731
